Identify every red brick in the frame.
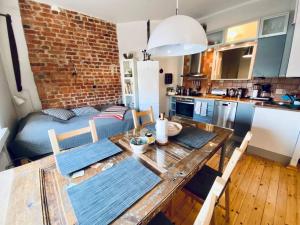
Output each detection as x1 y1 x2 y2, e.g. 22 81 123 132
19 0 121 108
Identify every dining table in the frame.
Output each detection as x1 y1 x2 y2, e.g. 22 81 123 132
0 117 232 225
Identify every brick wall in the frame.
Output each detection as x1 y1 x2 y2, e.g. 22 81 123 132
19 0 121 109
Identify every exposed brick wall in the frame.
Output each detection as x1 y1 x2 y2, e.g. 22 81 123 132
19 0 121 109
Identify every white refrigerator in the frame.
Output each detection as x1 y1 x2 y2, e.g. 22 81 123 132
137 61 165 119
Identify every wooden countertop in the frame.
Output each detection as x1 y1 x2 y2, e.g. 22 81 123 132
168 94 257 103
168 95 300 112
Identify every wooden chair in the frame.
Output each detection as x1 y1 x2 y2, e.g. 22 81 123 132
132 106 155 129
183 132 253 222
48 120 98 155
148 176 226 225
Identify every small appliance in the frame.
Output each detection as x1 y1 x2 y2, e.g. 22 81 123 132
211 88 227 96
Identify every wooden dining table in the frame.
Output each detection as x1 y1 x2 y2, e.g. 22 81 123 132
0 117 232 225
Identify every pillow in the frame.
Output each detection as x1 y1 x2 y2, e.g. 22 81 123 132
71 106 100 116
42 108 75 121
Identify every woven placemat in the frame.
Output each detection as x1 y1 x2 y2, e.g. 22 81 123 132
67 157 161 225
171 127 217 149
56 138 122 176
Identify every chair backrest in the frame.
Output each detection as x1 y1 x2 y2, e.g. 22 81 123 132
239 131 252 153
48 120 98 155
221 132 252 182
132 106 155 129
193 176 226 225
221 148 242 182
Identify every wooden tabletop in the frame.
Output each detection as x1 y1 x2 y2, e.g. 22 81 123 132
0 118 232 225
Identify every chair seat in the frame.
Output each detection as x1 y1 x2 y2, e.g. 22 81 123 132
184 165 222 200
148 212 173 225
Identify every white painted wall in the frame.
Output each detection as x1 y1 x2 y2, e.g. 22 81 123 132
0 61 17 133
287 0 300 77
117 20 183 114
0 0 42 119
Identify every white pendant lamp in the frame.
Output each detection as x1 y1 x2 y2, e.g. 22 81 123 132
147 0 208 56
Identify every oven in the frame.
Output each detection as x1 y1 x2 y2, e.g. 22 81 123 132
175 98 194 118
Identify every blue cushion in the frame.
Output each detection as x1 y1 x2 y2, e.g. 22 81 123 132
42 108 75 120
184 165 222 200
148 213 173 225
71 106 100 116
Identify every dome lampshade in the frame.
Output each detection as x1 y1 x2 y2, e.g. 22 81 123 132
147 15 208 57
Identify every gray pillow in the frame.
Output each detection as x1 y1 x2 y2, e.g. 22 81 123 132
71 106 100 116
42 108 75 121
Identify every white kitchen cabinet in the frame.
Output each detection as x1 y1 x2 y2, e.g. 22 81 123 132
287 0 300 77
137 61 164 119
290 131 300 166
250 107 300 158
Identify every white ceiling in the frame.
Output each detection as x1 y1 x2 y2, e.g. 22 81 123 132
32 0 285 23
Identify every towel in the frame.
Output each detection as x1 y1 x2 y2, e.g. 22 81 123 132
200 102 208 117
194 101 202 115
93 106 128 120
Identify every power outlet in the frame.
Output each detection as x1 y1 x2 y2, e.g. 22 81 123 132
275 89 286 95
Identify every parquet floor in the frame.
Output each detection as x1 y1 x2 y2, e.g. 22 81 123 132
165 153 300 225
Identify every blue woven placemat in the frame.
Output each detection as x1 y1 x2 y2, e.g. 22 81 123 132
171 127 217 149
55 138 122 176
67 157 161 225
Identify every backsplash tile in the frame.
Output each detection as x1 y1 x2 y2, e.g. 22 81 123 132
211 78 300 100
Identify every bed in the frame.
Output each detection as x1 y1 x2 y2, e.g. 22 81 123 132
9 110 134 160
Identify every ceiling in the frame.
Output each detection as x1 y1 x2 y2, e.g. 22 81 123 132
32 0 271 23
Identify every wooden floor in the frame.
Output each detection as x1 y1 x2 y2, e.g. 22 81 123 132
164 153 300 225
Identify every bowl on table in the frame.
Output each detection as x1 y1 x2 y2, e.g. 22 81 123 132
130 137 149 154
168 122 183 136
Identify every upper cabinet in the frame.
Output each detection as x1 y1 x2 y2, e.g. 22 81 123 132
207 30 224 47
253 12 293 78
259 13 289 38
252 35 286 77
225 21 259 43
287 1 300 77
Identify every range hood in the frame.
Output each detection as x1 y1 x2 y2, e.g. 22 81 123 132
181 53 206 78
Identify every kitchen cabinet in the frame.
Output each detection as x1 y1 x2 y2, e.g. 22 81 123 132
234 103 255 139
252 35 286 77
287 1 300 77
249 107 300 160
290 131 300 167
169 97 176 117
259 12 289 38
193 99 215 124
207 30 224 47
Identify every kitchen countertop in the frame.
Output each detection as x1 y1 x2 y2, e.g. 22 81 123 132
168 94 300 112
168 94 258 103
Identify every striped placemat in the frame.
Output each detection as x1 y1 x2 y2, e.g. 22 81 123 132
171 127 217 149
55 138 122 176
67 157 161 225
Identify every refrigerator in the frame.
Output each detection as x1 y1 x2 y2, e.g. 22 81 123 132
137 61 165 119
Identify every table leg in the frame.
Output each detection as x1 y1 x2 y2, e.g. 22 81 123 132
218 145 226 173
